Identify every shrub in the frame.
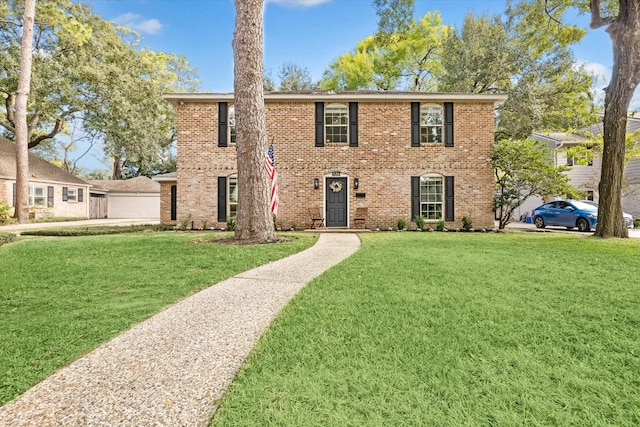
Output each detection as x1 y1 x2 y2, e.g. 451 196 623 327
462 215 473 231
397 218 406 231
0 232 17 246
414 215 425 230
0 202 11 224
226 217 236 231
436 220 445 231
635 219 640 229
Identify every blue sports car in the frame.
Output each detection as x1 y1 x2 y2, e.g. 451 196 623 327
532 200 598 232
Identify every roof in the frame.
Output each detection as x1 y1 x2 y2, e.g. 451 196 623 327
152 172 177 182
531 116 640 147
163 90 508 106
87 176 160 193
0 136 89 186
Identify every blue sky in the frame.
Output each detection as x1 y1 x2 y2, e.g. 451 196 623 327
75 0 636 170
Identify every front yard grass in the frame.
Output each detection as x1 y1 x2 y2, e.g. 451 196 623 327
0 231 316 405
213 232 640 426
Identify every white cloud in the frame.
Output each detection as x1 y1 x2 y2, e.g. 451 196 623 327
266 0 332 7
578 61 640 113
114 13 163 35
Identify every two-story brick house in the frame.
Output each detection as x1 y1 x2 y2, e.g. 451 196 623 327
160 91 507 230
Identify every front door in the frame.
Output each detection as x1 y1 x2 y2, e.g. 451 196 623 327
326 177 347 227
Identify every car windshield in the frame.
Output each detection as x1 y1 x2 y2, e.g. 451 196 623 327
570 200 598 211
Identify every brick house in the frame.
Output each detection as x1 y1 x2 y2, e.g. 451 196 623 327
160 91 507 230
0 136 91 219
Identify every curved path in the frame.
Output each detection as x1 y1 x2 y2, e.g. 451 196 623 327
0 233 361 426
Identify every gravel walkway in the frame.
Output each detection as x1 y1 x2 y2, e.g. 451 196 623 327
0 233 361 427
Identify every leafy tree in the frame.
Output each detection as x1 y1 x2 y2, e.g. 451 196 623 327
439 12 594 140
493 138 578 229
277 62 315 90
320 12 448 91
508 0 640 238
233 0 277 243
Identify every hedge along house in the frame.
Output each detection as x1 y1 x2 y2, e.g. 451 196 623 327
161 91 507 230
0 136 91 219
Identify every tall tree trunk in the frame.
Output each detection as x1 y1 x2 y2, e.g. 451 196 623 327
112 156 123 180
592 0 640 238
13 0 37 223
233 0 277 243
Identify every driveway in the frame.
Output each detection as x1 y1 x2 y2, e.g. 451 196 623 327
505 221 640 238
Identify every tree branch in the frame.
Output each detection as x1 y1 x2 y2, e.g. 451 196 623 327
28 119 63 148
590 0 616 29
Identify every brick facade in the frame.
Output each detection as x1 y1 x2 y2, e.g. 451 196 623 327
162 92 506 230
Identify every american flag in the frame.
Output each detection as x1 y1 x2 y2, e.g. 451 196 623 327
264 142 279 216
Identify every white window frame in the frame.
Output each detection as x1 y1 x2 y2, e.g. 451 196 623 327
420 104 443 144
325 103 348 144
229 105 236 144
420 174 444 220
67 188 78 202
228 174 238 219
29 185 47 207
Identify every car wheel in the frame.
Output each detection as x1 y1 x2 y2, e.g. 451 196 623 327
576 218 590 232
533 216 545 228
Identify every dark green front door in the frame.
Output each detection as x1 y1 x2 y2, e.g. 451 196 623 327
326 177 347 227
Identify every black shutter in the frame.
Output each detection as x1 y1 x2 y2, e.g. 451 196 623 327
170 185 177 221
315 102 324 147
12 183 16 207
47 186 54 207
445 176 454 221
62 187 68 201
218 102 228 147
411 102 420 147
349 102 358 147
217 176 227 222
444 102 454 147
78 188 84 202
411 176 420 220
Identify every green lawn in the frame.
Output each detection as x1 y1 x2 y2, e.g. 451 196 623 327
0 231 316 405
212 232 640 426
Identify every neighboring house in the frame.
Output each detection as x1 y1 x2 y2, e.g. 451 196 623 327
519 117 640 220
87 176 160 219
161 91 507 229
0 136 90 219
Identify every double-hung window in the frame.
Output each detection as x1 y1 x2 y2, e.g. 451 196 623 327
420 105 443 144
229 105 236 144
29 185 46 207
325 104 348 144
420 175 444 220
67 188 77 202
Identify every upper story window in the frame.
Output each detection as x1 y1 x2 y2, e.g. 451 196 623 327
229 105 236 144
325 103 348 144
420 105 443 144
420 174 443 220
29 185 46 207
566 146 593 166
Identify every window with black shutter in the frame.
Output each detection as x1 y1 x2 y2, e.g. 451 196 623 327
217 177 227 222
218 102 228 147
444 102 454 147
315 102 324 147
349 102 358 147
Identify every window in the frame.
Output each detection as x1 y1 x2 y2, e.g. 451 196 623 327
229 105 236 144
584 190 595 201
566 147 593 166
29 185 46 207
228 174 238 219
325 104 348 143
420 105 443 143
67 188 77 202
420 175 443 220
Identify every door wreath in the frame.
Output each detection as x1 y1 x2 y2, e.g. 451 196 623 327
329 180 343 193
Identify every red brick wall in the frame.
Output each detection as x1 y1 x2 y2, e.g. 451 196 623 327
172 98 497 229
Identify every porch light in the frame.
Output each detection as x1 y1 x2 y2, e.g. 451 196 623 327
314 178 319 190
354 178 359 190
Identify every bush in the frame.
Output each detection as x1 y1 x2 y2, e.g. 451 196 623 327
462 215 473 231
414 215 425 230
436 220 445 231
0 232 17 246
226 217 236 231
0 202 11 225
397 218 406 231
635 220 640 229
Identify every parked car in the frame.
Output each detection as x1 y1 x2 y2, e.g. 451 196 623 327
581 200 634 229
532 200 598 232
